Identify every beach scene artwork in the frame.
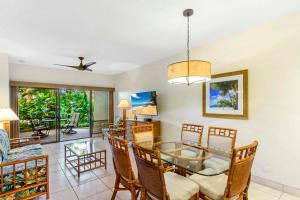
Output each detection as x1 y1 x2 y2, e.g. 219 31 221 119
203 70 248 119
209 80 238 110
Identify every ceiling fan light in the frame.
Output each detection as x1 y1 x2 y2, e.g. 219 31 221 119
168 60 211 85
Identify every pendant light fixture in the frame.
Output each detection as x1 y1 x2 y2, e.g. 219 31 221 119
168 9 211 85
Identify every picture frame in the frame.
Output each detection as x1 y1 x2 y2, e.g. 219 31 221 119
202 69 248 119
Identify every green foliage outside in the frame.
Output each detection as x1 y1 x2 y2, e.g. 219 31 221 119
18 88 90 132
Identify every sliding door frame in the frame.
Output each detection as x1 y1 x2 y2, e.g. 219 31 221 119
10 81 115 142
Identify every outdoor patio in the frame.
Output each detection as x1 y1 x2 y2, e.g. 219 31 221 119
20 127 91 143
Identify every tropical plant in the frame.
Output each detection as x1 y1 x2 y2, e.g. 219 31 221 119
211 80 238 110
18 88 90 132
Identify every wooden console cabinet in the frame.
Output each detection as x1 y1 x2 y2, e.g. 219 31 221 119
126 119 161 141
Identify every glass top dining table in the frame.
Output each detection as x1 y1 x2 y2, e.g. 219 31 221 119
135 137 232 176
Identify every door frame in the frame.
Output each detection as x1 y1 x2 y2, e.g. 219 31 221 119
10 81 115 142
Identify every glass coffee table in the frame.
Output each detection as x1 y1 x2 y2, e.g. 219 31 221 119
64 140 106 178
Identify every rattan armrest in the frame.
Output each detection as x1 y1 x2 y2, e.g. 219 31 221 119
163 164 175 172
10 136 41 149
0 155 48 167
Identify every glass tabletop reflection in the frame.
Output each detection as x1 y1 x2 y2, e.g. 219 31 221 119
65 140 106 156
135 137 232 176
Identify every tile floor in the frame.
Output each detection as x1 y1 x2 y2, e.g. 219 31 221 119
35 137 299 200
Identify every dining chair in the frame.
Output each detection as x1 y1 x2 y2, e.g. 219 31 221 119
181 123 204 145
109 124 126 140
180 123 204 159
204 127 237 172
189 141 258 200
132 124 154 145
108 136 140 200
132 144 199 200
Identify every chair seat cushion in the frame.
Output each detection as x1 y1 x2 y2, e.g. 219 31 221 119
203 157 230 172
161 153 174 163
181 149 198 158
164 172 199 200
189 173 227 200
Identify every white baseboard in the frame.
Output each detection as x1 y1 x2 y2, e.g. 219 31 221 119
252 175 300 197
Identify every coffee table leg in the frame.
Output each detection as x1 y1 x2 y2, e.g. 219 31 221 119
64 146 67 164
77 156 80 179
105 150 107 169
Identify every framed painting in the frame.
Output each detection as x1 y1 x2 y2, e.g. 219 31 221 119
202 69 248 119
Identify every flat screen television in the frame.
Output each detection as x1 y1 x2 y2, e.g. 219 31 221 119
131 91 158 116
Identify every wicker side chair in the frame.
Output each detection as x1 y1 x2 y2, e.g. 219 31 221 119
203 127 237 172
108 136 140 200
189 141 258 200
181 123 204 145
132 124 154 145
132 144 199 200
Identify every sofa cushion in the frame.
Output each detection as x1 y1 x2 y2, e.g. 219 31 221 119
0 129 11 162
3 149 45 174
164 172 199 200
8 144 42 155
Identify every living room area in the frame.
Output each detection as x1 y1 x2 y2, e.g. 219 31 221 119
1 1 300 200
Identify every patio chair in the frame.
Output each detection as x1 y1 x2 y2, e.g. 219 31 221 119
62 113 80 134
30 119 50 138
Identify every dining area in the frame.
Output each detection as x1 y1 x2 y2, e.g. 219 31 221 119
108 123 258 200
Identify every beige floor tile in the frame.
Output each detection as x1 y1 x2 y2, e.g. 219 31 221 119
67 171 98 187
92 167 114 178
101 174 116 188
250 182 283 198
49 174 72 194
116 190 135 200
85 189 117 200
248 188 279 200
281 193 300 200
73 179 109 199
49 188 78 200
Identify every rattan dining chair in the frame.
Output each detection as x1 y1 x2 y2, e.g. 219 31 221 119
180 123 204 159
108 136 140 200
109 124 126 140
189 141 258 200
132 124 154 145
204 127 237 172
132 144 199 200
181 123 204 145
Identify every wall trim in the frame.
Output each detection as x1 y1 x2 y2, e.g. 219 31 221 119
252 175 300 197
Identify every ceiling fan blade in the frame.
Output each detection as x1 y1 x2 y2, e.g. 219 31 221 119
54 64 80 70
85 68 93 72
83 62 96 67
54 64 79 68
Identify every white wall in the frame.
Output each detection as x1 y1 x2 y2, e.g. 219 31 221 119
9 63 115 87
0 54 9 108
115 13 300 189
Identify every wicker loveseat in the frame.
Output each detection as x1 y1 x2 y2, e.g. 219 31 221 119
0 129 49 200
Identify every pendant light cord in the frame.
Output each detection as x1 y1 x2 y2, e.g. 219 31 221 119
186 12 190 85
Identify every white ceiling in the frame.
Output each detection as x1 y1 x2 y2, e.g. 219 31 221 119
1 0 300 75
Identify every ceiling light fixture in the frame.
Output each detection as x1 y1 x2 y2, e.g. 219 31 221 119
168 9 211 85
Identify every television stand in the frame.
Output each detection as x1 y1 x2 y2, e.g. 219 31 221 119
143 117 153 122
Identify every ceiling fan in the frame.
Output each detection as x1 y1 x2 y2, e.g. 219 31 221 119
54 57 96 72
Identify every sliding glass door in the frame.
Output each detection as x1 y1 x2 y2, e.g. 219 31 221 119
91 91 109 136
18 87 59 143
59 89 91 142
13 81 114 144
